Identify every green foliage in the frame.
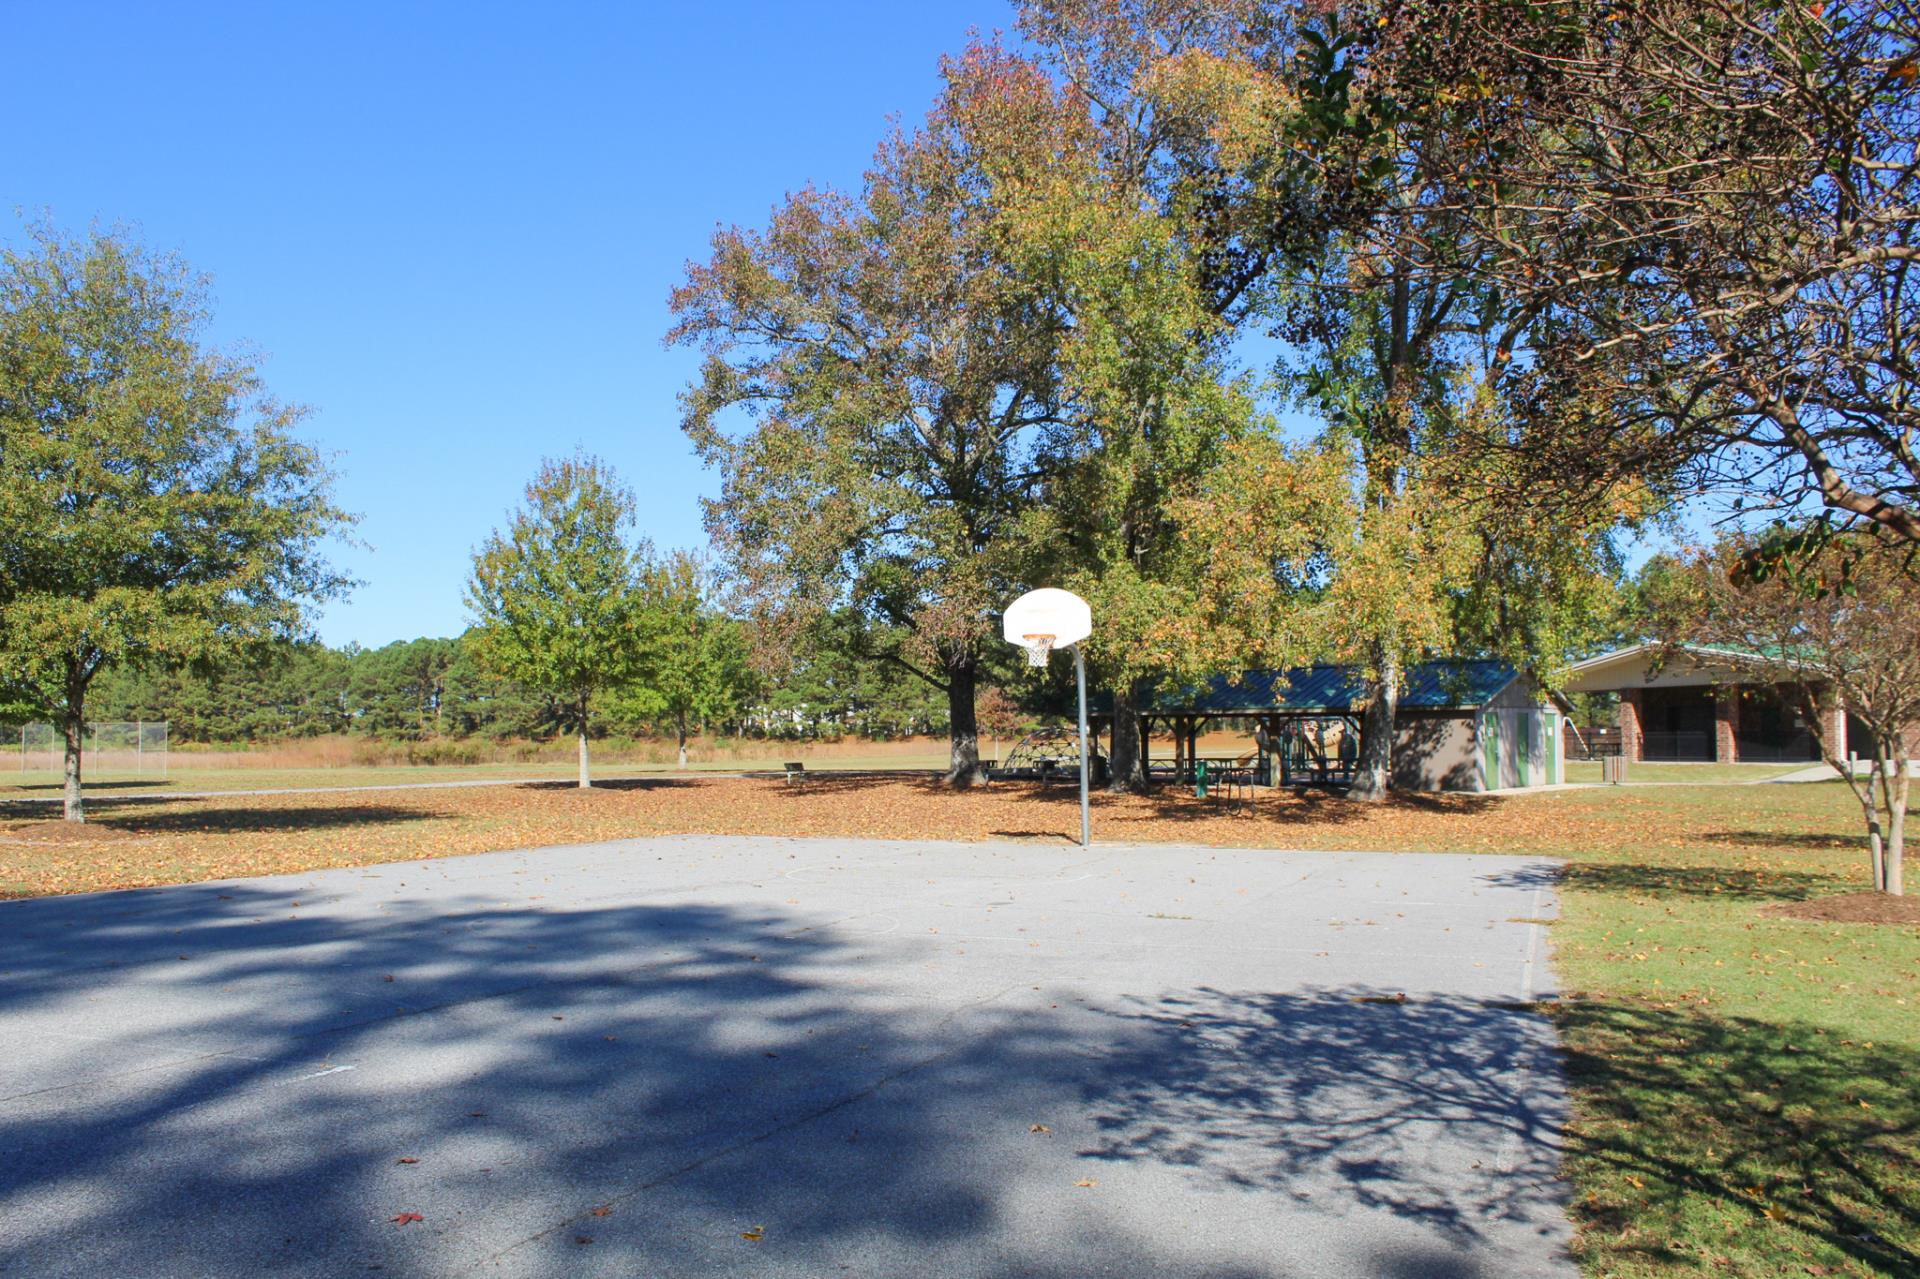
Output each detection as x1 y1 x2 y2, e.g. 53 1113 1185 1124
0 224 351 816
604 551 750 751
668 43 1101 778
465 454 652 734
83 633 562 743
735 612 954 740
88 643 352 740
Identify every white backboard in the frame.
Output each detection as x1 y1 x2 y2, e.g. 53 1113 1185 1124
1003 588 1092 648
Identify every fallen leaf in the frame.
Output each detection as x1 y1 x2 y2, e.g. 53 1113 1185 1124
590 1205 613 1218
1030 1123 1051 1134
391 1212 423 1225
741 1226 765 1241
1075 1178 1097 1188
395 1157 419 1165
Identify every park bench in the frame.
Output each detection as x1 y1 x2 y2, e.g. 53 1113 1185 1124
783 761 806 785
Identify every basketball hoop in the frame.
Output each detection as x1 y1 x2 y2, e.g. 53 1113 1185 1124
1002 589 1091 655
1002 588 1095 848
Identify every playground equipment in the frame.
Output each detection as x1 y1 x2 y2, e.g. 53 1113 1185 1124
992 724 1110 786
1266 716 1361 787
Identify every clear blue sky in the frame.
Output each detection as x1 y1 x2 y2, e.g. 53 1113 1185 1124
4 0 1016 648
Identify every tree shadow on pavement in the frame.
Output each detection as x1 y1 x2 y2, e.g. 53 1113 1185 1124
0 881 1572 1279
1078 986 1571 1250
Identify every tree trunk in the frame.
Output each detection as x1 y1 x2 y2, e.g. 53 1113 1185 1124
1881 744 1908 896
944 656 984 787
1348 652 1400 802
677 710 689 770
577 697 592 789
1862 757 1888 891
62 676 86 823
1107 680 1151 793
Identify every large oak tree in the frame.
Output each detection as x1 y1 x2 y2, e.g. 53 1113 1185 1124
1367 0 1920 549
670 49 1080 785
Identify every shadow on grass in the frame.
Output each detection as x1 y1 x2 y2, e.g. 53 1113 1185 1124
517 777 710 794
6 779 177 793
1489 862 1840 903
768 772 1506 833
1080 786 1498 827
88 803 444 836
1697 829 1863 852
1558 999 1918 1276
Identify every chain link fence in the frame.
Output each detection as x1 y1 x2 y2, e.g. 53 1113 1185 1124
11 721 170 778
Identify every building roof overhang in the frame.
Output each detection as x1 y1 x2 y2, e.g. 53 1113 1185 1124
1563 643 1774 692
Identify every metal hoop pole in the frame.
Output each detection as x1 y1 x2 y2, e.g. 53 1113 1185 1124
1075 645 1090 848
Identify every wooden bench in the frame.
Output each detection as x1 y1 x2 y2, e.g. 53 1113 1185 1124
783 761 806 785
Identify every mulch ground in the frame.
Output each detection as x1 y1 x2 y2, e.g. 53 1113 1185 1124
0 770 1875 902
1762 890 1920 925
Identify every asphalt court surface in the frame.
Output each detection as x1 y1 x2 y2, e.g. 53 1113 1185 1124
0 834 1576 1277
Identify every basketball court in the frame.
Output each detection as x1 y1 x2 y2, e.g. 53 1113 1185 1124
0 834 1576 1277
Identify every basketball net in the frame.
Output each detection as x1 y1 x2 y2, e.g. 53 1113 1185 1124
1023 634 1055 668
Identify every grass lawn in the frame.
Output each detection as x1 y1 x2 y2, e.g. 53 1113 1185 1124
1563 760 1812 784
1 775 1913 1276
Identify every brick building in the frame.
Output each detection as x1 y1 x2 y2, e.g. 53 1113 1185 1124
1564 644 1845 764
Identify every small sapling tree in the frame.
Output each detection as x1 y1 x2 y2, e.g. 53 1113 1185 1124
466 455 650 788
616 550 747 769
1652 534 1919 895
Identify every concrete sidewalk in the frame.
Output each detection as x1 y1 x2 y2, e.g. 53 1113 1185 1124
0 835 1576 1278
1767 761 1920 783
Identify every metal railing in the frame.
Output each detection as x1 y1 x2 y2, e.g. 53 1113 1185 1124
1640 730 1713 761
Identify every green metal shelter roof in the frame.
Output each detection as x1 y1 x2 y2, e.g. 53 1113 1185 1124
1123 660 1522 716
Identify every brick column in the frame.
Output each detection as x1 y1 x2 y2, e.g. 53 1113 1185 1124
1618 689 1644 762
1714 687 1740 763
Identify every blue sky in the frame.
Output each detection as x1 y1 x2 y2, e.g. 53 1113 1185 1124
5 0 1017 648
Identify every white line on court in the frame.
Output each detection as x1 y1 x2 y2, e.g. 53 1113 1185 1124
271 1064 357 1088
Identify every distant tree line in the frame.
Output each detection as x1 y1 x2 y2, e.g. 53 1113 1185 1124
81 620 956 747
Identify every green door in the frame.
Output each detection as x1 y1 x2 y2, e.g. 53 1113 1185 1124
1517 712 1534 788
1481 712 1500 790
